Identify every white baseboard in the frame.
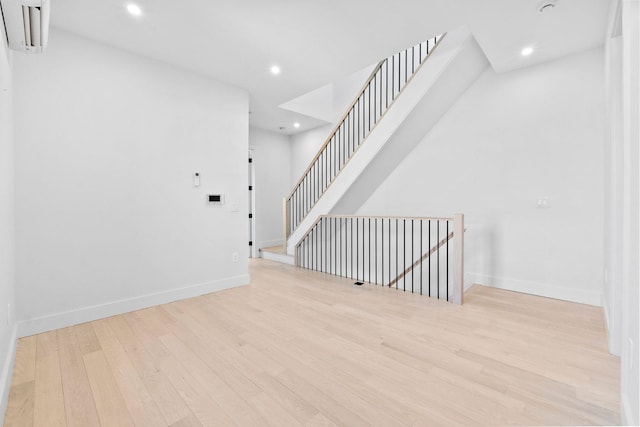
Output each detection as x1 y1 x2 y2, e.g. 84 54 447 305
467 273 602 306
17 274 249 338
0 324 18 424
622 392 637 426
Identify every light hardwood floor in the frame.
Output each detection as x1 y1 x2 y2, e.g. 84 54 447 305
4 259 620 426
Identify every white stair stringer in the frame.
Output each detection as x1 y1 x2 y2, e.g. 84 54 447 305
287 27 490 255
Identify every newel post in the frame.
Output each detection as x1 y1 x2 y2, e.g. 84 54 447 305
283 198 290 240
452 214 465 305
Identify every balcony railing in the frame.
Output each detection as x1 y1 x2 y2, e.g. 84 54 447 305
295 214 464 304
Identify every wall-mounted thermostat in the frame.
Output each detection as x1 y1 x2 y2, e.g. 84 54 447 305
207 194 225 206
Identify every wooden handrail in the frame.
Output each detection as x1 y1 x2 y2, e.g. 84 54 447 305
286 59 387 201
286 33 447 219
387 231 454 288
285 35 447 236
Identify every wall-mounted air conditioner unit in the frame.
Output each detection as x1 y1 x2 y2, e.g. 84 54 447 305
0 0 49 53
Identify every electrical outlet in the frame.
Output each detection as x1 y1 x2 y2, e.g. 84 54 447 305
232 252 239 262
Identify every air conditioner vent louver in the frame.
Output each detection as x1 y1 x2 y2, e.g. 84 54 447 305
0 0 49 53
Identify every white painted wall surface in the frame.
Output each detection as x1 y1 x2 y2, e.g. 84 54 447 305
358 48 606 306
249 127 291 249
289 124 333 187
13 29 249 336
0 19 17 422
619 0 639 423
603 24 624 356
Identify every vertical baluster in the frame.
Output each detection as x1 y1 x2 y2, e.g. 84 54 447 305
411 219 414 293
333 217 336 275
385 58 389 108
420 219 423 295
374 218 378 285
309 230 311 269
356 216 359 281
368 218 372 284
304 236 307 269
368 81 371 132
446 220 449 301
395 219 398 290
350 217 354 279
412 45 415 74
348 106 352 156
388 218 391 285
373 73 377 125
324 217 328 273
437 220 440 299
428 219 431 297
396 52 400 97
321 218 324 273
392 54 395 100
379 67 383 121
403 219 406 292
362 218 365 282
323 146 326 192
355 98 358 149
340 217 343 277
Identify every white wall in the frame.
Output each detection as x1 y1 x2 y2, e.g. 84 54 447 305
13 29 249 336
249 127 291 249
604 2 639 423
357 48 605 306
280 64 376 123
604 14 624 357
289 124 333 186
0 19 17 423
619 0 639 423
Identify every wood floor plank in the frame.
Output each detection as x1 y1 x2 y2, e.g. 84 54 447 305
9 337 36 387
32 332 66 427
91 320 167 427
3 381 34 427
82 350 135 427
3 259 621 426
106 315 195 426
56 328 100 427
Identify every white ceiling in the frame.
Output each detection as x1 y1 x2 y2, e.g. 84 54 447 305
49 0 610 135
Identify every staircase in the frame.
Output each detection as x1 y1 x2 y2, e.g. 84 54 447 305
285 26 488 254
259 245 295 265
270 27 489 303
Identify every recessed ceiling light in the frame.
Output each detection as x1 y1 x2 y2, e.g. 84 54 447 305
126 3 142 16
293 122 300 128
270 65 281 75
521 46 534 57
